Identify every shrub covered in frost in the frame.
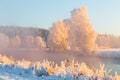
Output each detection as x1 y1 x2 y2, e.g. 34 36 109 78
0 54 119 80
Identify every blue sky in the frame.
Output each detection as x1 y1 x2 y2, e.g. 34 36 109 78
0 0 120 35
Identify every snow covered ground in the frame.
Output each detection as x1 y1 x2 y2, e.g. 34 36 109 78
96 49 120 58
0 54 119 80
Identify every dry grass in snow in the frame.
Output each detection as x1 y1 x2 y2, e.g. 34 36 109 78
0 54 119 80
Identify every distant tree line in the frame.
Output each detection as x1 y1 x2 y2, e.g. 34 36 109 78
96 34 120 49
0 26 120 53
0 26 48 52
0 26 48 42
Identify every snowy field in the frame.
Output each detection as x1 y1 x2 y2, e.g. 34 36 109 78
0 54 120 80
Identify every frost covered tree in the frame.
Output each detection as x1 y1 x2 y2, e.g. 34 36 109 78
47 20 70 51
10 35 21 47
69 7 97 53
24 35 34 48
0 33 10 51
47 7 97 53
34 36 46 48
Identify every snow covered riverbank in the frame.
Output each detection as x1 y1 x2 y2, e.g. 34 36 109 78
96 49 120 58
0 54 119 80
